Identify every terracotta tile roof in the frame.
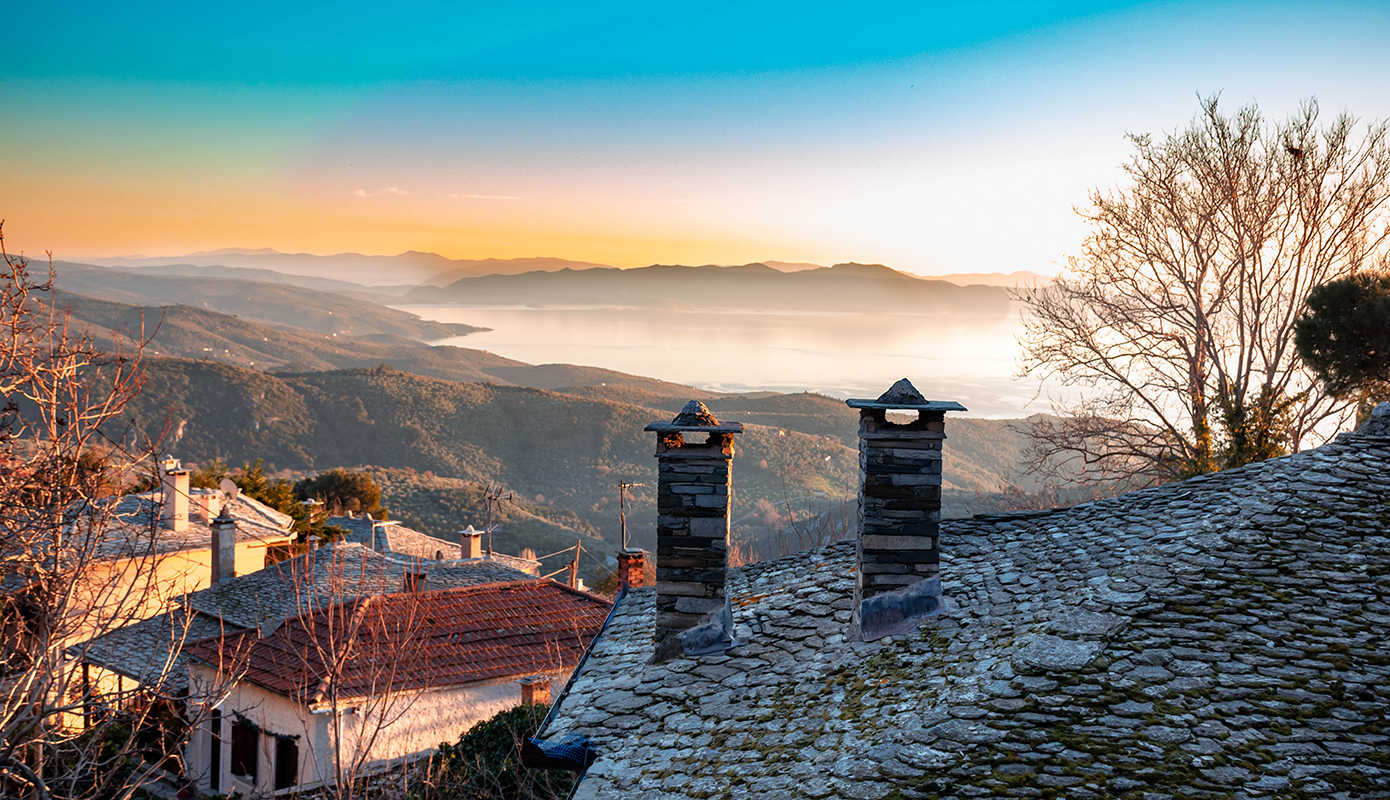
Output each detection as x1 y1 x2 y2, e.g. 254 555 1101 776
80 542 539 690
186 580 611 705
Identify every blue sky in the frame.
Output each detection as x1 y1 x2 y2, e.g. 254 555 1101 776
4 1 1389 274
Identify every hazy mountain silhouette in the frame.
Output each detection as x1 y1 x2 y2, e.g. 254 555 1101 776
405 262 1012 316
86 249 613 287
82 248 1051 293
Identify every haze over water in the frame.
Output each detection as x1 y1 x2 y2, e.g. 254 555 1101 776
401 303 1053 418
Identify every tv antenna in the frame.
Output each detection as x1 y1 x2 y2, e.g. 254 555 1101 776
618 481 645 550
483 483 513 558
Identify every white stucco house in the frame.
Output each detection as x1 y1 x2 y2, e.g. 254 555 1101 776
182 579 611 796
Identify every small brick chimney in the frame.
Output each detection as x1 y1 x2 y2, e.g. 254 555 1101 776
616 548 646 590
645 401 743 660
210 516 237 585
519 676 552 705
847 379 964 641
460 526 484 559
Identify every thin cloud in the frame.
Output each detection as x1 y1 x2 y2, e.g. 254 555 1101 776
352 187 408 198
449 193 524 200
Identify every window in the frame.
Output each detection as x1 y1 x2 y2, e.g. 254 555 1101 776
275 736 299 790
230 720 258 781
210 708 222 793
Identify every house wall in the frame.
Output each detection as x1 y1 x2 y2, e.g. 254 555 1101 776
68 542 273 646
188 665 324 796
188 664 569 794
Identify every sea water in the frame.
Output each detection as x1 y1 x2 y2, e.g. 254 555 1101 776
395 303 1057 418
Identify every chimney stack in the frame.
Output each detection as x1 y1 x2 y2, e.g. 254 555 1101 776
159 457 190 532
645 401 743 660
617 548 647 590
193 490 222 523
847 379 964 641
210 516 237 585
460 526 484 559
519 676 552 706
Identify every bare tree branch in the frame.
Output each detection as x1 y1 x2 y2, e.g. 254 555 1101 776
1018 97 1390 485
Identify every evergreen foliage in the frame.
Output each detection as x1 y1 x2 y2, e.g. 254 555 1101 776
294 467 385 516
1295 271 1390 412
412 702 574 800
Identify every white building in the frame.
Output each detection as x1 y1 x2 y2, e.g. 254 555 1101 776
183 579 611 796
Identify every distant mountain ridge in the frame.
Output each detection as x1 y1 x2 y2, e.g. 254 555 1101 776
86 249 614 287
83 248 1052 291
50 260 478 339
403 261 1013 316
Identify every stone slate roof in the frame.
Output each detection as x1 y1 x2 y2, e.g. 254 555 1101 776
328 515 541 574
91 490 294 561
71 609 233 693
80 542 536 692
183 542 535 631
542 414 1390 799
186 580 612 705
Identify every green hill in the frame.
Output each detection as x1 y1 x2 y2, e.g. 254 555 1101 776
118 359 858 553
368 468 611 574
52 260 478 339
59 291 717 400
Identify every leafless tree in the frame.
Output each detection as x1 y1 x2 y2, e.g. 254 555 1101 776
290 553 430 800
1018 97 1390 485
0 223 223 799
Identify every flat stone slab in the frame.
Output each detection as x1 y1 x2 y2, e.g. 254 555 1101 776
646 400 746 433
847 378 967 411
847 399 967 411
1014 634 1104 672
1047 609 1127 639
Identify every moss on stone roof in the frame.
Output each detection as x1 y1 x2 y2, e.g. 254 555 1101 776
543 420 1390 799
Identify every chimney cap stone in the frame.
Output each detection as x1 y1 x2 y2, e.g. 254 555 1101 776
846 378 967 412
645 400 745 434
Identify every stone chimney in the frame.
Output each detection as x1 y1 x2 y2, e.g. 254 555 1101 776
846 379 965 641
645 401 743 660
159 457 190 532
460 526 484 559
210 516 237 585
616 548 646 590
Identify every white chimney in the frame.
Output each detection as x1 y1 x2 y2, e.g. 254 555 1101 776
160 458 190 532
193 490 222 522
460 526 484 559
210 516 237 585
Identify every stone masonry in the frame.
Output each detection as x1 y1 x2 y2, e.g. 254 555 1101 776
540 403 1390 800
644 401 744 657
847 379 965 639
